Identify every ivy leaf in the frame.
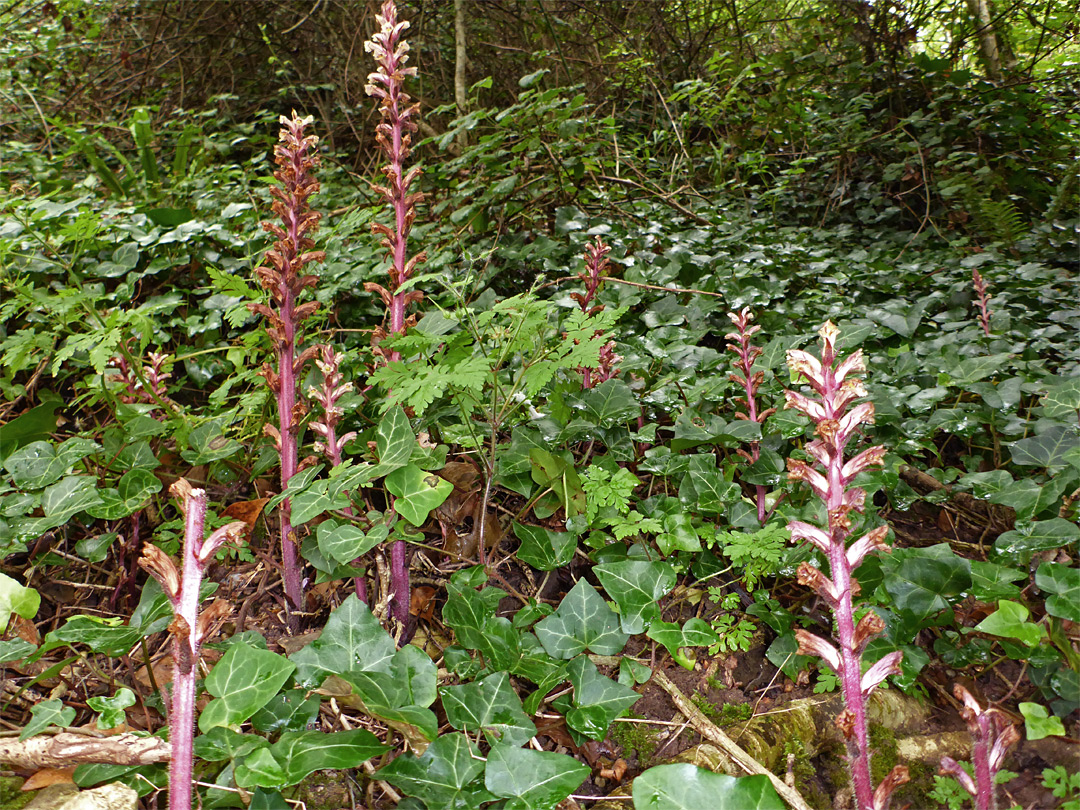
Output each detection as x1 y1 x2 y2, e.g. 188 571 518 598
343 646 439 745
20 699 76 740
373 406 415 474
881 544 971 628
939 353 1012 386
181 418 242 465
535 579 629 659
1040 378 1080 419
386 464 454 526
484 744 590 810
42 476 102 522
271 729 387 786
234 747 287 790
632 765 785 810
5 438 99 490
290 596 395 687
0 573 40 633
565 656 640 739
1019 702 1066 741
441 671 536 747
514 523 576 571
199 642 297 732
994 519 1080 566
316 518 385 565
43 615 143 656
974 601 1047 647
514 634 569 715
678 455 740 516
378 733 492 808
594 560 676 634
87 687 136 730
1036 563 1080 622
572 379 640 428
1010 426 1078 469
646 618 719 670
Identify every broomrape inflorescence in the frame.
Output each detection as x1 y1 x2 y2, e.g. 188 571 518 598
784 321 908 810
726 307 775 524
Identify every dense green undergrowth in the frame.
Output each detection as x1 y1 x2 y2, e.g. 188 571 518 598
0 8 1078 808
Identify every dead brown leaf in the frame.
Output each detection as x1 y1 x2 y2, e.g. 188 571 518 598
221 497 270 533
21 768 75 791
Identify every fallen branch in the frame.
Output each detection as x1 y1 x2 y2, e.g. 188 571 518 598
0 733 170 769
652 669 813 810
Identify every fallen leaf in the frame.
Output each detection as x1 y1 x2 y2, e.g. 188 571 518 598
21 768 75 791
410 585 436 621
221 498 270 533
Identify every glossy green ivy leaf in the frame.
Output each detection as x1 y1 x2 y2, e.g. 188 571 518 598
87 687 135 730
969 560 1025 602
1010 425 1077 469
442 580 521 669
740 448 786 486
316 518 386 565
565 656 640 739
485 744 590 810
268 729 387 787
234 747 287 790
514 633 569 715
20 699 76 740
632 765 785 810
1019 702 1066 740
0 395 62 463
386 463 454 526
594 559 676 634
656 511 700 556
5 437 99 490
0 638 36 663
290 595 395 687
529 448 586 517
939 353 1012 387
378 732 492 808
200 642 297 732
373 405 415 474
343 646 439 744
180 418 242 465
251 689 321 734
514 523 576 571
994 519 1080 566
42 476 102 522
193 727 265 762
646 618 719 670
678 454 740 516
442 670 536 747
1036 562 1080 621
0 572 39 633
535 579 629 659
881 544 971 628
43 615 143 656
572 379 639 427
1040 378 1080 419
974 601 1047 647
867 299 928 339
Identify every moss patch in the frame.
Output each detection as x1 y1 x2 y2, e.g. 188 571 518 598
611 714 662 763
0 777 33 810
690 693 752 727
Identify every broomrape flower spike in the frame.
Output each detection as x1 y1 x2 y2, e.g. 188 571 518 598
247 109 325 627
365 0 424 628
939 685 1020 810
972 269 993 336
308 345 367 603
726 307 776 523
139 479 245 810
572 237 622 388
784 322 907 810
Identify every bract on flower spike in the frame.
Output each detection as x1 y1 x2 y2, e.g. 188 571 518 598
247 109 325 629
784 322 907 810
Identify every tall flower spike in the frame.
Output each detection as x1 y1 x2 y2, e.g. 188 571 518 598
572 237 620 388
307 346 367 603
139 480 245 810
247 110 325 627
939 685 1020 810
972 269 993 336
726 307 776 522
365 0 424 628
785 322 906 810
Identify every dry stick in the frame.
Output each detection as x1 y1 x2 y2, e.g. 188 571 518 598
651 669 813 810
596 174 712 226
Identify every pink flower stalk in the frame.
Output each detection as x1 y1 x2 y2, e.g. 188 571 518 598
308 345 367 603
364 0 425 628
139 480 244 810
784 322 908 810
247 111 325 627
571 237 620 388
972 269 992 336
939 685 1020 810
726 307 776 523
